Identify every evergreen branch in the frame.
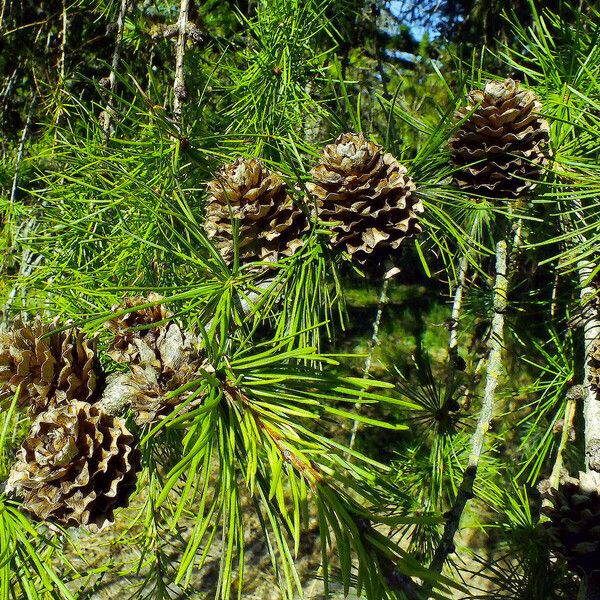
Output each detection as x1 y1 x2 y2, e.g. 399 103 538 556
424 239 508 595
173 0 190 124
563 198 600 473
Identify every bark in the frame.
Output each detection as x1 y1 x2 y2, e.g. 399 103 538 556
578 259 600 472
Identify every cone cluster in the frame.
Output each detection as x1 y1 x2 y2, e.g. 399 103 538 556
1 315 140 531
450 78 550 199
204 134 423 270
205 158 307 266
1 297 209 531
542 471 600 576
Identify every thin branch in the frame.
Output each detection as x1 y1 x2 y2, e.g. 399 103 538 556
2 93 37 324
349 275 390 451
173 0 190 125
549 388 579 491
442 252 469 406
424 239 508 595
54 0 68 136
8 94 37 222
59 0 67 83
443 219 480 407
101 0 130 137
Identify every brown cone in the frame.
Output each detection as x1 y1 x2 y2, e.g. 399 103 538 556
542 471 600 576
308 132 423 266
6 401 140 531
0 317 101 416
124 317 207 426
450 78 550 199
130 357 211 426
105 293 170 365
204 158 307 266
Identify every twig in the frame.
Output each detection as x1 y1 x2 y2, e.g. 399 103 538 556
8 94 37 226
424 240 508 595
348 275 390 451
53 0 68 137
548 388 579 492
101 0 130 137
442 252 469 407
554 202 600 600
443 219 480 407
173 0 190 124
371 3 391 102
448 254 468 365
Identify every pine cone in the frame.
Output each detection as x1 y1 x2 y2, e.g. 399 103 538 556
105 293 170 364
0 318 101 416
450 78 550 199
6 401 139 531
308 132 423 266
125 317 207 426
205 158 307 266
589 338 600 392
542 471 600 575
130 357 211 426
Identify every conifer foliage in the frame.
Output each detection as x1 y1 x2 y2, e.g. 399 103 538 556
1 1 600 599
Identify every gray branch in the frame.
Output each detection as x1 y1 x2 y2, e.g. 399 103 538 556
424 239 508 596
173 0 190 123
563 199 600 473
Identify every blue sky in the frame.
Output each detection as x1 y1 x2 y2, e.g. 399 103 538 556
388 0 442 40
